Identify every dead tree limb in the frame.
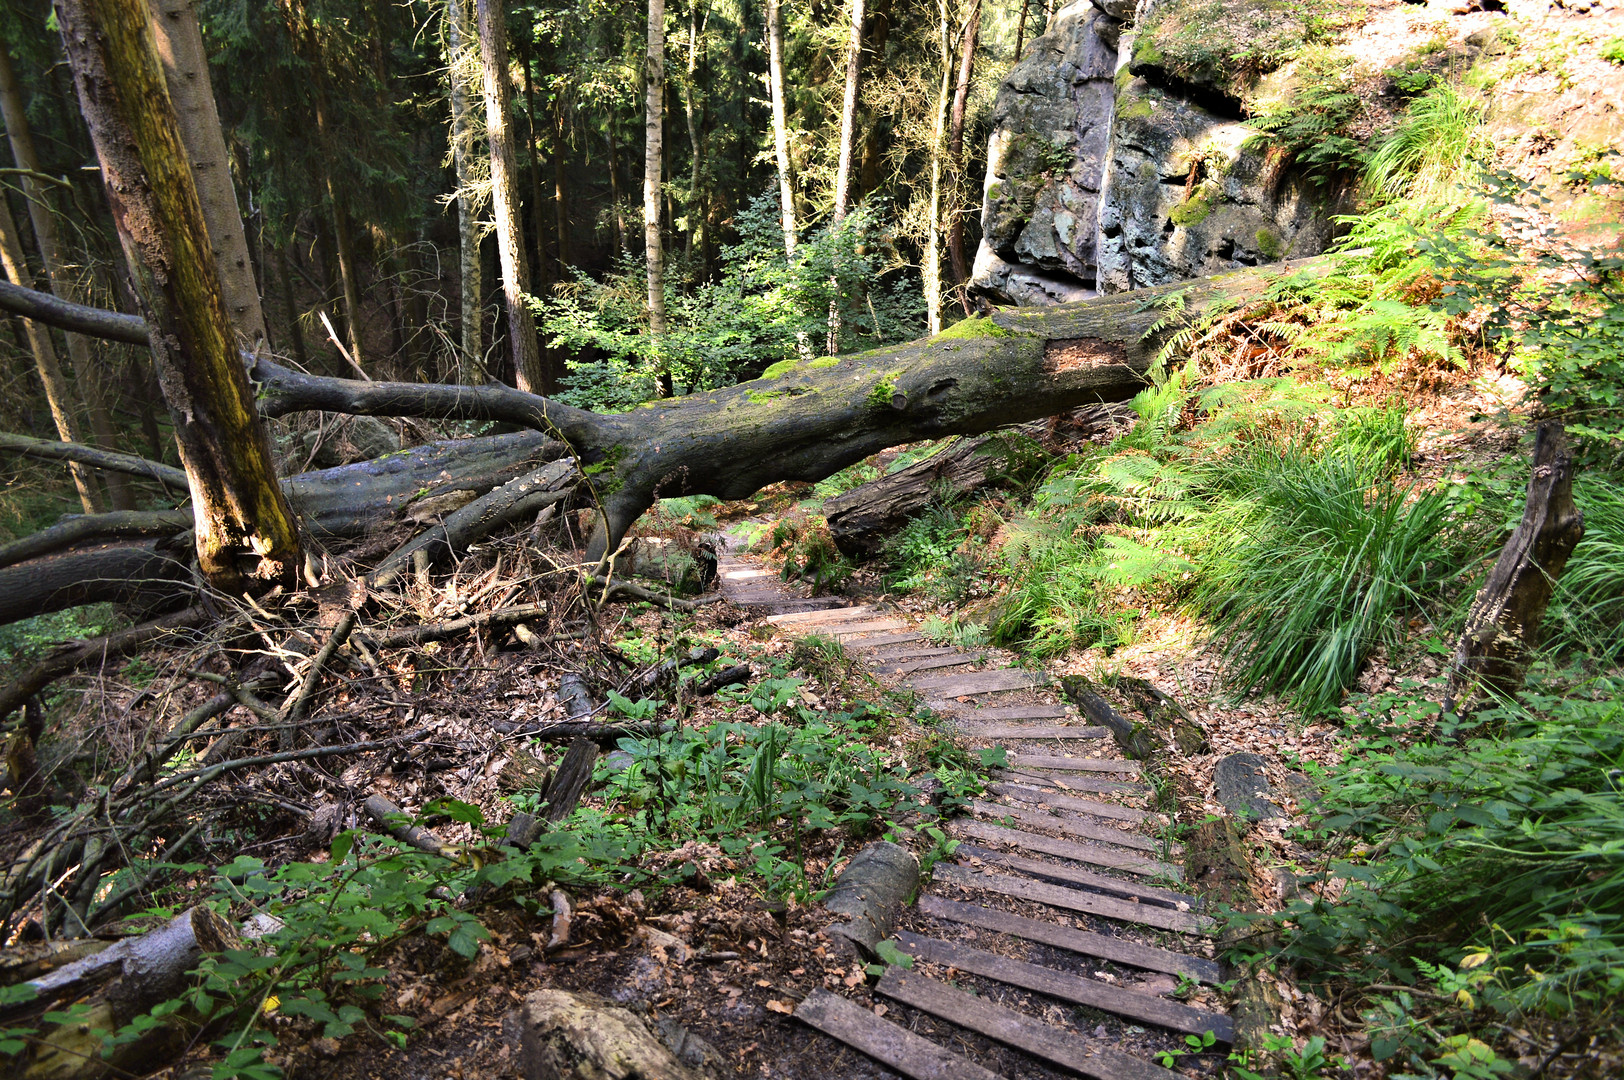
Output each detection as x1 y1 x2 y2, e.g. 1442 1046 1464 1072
277 610 357 739
693 665 751 696
0 607 210 720
824 434 1008 557
589 576 722 611
364 793 455 859
1446 422 1585 712
365 604 551 649
540 736 599 822
0 509 193 570
0 430 190 492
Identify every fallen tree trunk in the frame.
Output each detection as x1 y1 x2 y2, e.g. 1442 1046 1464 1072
1 258 1327 604
825 435 1006 557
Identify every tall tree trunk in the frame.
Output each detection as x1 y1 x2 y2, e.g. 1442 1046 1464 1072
146 0 268 347
680 0 705 264
607 123 626 253
946 0 980 315
445 0 483 380
55 0 302 592
476 0 545 394
1014 0 1030 58
0 45 113 512
553 109 571 267
520 27 548 287
923 0 954 334
764 0 796 258
0 194 103 512
276 244 310 368
831 0 865 225
644 0 667 355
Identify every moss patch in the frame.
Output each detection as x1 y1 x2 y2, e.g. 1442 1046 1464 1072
1130 0 1353 99
808 356 841 369
1255 226 1284 259
761 358 800 379
865 378 899 410
933 315 1016 342
1170 193 1215 227
1119 95 1155 122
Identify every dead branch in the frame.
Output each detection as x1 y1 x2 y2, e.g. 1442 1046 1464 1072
557 674 596 722
0 607 210 721
0 509 193 570
693 664 752 697
277 610 357 739
588 576 722 611
363 793 455 859
365 604 551 649
0 430 191 493
547 888 572 951
540 737 599 822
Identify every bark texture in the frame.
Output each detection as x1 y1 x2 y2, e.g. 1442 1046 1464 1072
146 0 268 345
477 0 546 393
644 0 667 340
824 434 1004 556
946 0 981 298
765 0 797 257
831 0 866 225
1446 422 1585 711
445 0 483 377
55 0 302 591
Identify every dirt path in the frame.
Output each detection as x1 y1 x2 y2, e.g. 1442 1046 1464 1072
716 543 1233 1078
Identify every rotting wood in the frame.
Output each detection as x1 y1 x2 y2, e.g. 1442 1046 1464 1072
895 932 1234 1042
1006 752 1141 775
956 820 1182 882
876 968 1184 1080
1446 421 1585 713
1060 674 1156 760
988 781 1157 824
824 434 1008 557
1116 676 1209 756
540 736 598 821
970 799 1166 854
692 664 751 696
917 895 1223 983
364 793 455 859
794 988 1001 1080
932 863 1212 935
823 840 919 957
0 509 192 571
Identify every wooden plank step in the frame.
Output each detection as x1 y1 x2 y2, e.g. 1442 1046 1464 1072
843 632 925 650
995 769 1148 796
766 604 877 626
989 782 1158 824
932 864 1212 935
831 619 911 637
909 669 1047 696
956 820 1183 883
871 653 981 675
720 568 772 580
918 895 1223 985
957 844 1187 908
971 799 1172 856
877 969 1182 1080
958 723 1108 740
866 645 960 661
942 704 1070 720
1006 753 1141 776
896 932 1233 1044
794 989 1000 1080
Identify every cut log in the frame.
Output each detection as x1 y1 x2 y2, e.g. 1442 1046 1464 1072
1116 677 1209 756
1446 421 1585 712
1060 675 1155 760
822 840 919 957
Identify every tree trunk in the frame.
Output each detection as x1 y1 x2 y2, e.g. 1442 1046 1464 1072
276 243 310 367
324 164 366 369
2 256 1329 610
681 0 705 263
765 0 796 258
520 28 549 288
1014 0 1030 59
823 433 1006 556
445 0 483 380
1446 421 1586 712
0 192 103 513
555 109 572 265
831 0 865 226
55 0 302 592
923 0 955 333
946 0 980 310
146 0 268 347
0 46 109 514
477 0 546 394
644 0 667 348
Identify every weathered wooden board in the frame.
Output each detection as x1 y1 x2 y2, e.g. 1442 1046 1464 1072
843 632 925 650
995 768 1149 796
895 932 1234 1043
918 895 1223 984
956 844 1190 908
766 604 879 626
866 645 960 661
831 619 911 637
1007 753 1142 776
932 864 1213 936
987 782 1158 824
872 653 981 675
956 820 1183 884
910 668 1047 695
946 704 1071 720
970 799 1168 855
794 988 1002 1080
957 724 1108 740
877 969 1183 1080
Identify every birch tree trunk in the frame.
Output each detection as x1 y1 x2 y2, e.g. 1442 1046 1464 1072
923 0 955 334
445 0 483 380
0 44 110 513
644 0 667 350
477 0 546 394
55 0 302 592
946 0 980 313
765 0 796 258
146 0 268 347
0 192 102 512
831 0 865 226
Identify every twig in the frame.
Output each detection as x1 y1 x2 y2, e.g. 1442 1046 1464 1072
319 309 370 380
0 607 210 720
587 576 721 612
366 604 550 648
277 610 357 741
363 794 454 859
145 728 427 795
0 509 193 570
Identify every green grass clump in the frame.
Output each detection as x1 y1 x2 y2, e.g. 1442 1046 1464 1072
1364 82 1489 202
1545 477 1624 661
1196 441 1466 715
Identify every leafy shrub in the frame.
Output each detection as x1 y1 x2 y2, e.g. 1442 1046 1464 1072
768 517 852 594
1603 37 1624 66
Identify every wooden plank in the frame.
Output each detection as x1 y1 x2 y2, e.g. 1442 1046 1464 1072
794 989 1001 1080
843 632 925 650
766 604 878 626
932 864 1213 936
970 799 1172 855
720 568 772 580
995 769 1148 796
956 820 1183 885
988 782 1157 824
958 844 1187 905
947 704 1070 720
957 724 1108 740
895 932 1233 1043
866 645 960 661
877 970 1181 1080
831 619 910 637
1007 753 1141 776
872 653 980 675
909 669 1048 696
918 895 1224 984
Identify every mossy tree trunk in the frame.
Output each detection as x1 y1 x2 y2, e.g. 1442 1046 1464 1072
55 0 302 593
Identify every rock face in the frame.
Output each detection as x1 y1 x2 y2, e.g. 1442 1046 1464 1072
972 0 1342 303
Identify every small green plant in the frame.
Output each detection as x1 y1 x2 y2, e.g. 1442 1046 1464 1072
1364 82 1489 202
1244 49 1367 185
1602 37 1624 65
1156 1029 1216 1068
